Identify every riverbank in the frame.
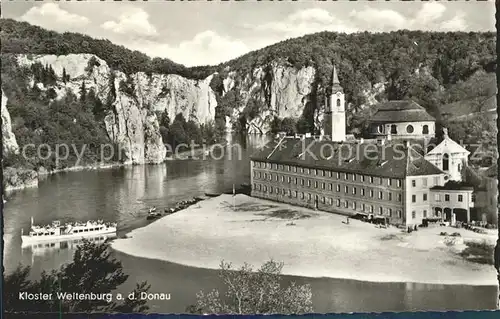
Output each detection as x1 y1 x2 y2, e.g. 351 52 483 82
3 162 125 193
111 194 498 286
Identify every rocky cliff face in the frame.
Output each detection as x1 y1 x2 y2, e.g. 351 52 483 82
1 89 20 156
224 62 316 134
16 54 217 164
8 53 384 165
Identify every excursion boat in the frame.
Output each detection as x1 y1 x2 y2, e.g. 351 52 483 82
21 217 117 243
22 233 116 251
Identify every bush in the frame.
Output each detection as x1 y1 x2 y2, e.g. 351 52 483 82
459 240 495 265
188 260 313 314
3 240 150 313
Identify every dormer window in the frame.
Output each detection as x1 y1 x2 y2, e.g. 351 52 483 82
422 125 429 134
391 125 397 134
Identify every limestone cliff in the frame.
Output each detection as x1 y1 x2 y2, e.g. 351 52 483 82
8 53 384 166
224 62 316 134
13 54 229 164
1 89 20 156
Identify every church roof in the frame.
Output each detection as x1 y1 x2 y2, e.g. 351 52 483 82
250 137 444 179
370 100 435 123
425 132 470 156
430 181 474 191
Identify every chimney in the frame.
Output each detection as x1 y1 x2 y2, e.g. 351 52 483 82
443 127 449 139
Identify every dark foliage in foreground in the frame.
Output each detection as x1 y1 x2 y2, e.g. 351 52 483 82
460 240 495 265
186 260 313 314
3 240 150 313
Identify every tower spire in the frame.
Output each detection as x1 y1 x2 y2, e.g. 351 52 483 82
332 65 340 84
330 64 343 94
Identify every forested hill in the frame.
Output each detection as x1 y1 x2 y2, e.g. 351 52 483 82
2 18 495 94
0 19 216 79
0 18 497 171
217 29 496 112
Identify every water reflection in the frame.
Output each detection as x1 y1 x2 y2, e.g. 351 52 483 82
18 234 116 279
3 134 268 275
21 233 117 253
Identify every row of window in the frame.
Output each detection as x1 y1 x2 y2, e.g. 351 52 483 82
73 227 104 233
253 184 403 218
253 170 402 188
411 193 428 203
411 209 432 219
412 193 469 204
252 162 402 187
433 194 467 202
379 124 430 135
252 182 402 202
411 176 441 188
32 232 55 236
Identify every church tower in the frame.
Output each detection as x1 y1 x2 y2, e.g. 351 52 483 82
327 65 346 142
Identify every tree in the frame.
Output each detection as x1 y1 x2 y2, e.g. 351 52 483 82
270 116 281 134
214 117 227 143
185 119 202 144
281 117 298 135
62 67 70 83
169 113 188 147
296 117 311 134
189 260 313 314
79 81 87 102
112 281 151 313
3 240 150 313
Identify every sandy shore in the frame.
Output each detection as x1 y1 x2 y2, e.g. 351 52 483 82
111 194 498 285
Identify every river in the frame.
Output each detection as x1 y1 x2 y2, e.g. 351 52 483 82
3 134 497 313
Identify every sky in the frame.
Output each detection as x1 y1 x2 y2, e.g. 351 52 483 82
2 0 496 67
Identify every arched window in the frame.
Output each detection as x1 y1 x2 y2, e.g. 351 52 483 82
390 125 397 134
422 125 429 134
442 153 450 171
336 99 341 107
406 125 414 133
377 125 384 133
